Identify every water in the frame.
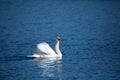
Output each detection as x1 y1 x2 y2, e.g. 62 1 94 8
0 0 120 80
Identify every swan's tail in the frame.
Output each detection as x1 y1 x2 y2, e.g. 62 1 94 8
27 53 40 58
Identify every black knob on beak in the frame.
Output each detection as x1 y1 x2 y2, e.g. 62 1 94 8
57 37 61 41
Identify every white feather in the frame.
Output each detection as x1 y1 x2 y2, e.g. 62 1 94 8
36 42 57 56
27 37 62 58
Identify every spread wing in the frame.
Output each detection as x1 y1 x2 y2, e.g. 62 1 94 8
36 42 56 56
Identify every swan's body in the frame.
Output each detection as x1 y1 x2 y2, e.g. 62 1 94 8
28 37 62 58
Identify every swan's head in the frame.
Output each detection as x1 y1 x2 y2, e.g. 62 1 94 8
56 37 61 42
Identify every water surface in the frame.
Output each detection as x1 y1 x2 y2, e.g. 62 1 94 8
0 0 120 80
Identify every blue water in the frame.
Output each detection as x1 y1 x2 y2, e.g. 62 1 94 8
0 0 120 80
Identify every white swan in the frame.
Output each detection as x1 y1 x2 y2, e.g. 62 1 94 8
28 37 62 58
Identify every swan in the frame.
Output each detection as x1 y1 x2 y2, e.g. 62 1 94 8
28 37 62 58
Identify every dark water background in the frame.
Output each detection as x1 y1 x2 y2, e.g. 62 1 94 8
0 0 120 80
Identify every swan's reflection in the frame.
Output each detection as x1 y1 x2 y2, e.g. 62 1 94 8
35 57 62 79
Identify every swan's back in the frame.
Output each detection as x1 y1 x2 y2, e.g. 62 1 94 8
36 42 57 56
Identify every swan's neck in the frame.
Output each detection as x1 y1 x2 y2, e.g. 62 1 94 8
55 41 62 57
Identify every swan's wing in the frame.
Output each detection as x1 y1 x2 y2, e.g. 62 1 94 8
36 42 56 55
